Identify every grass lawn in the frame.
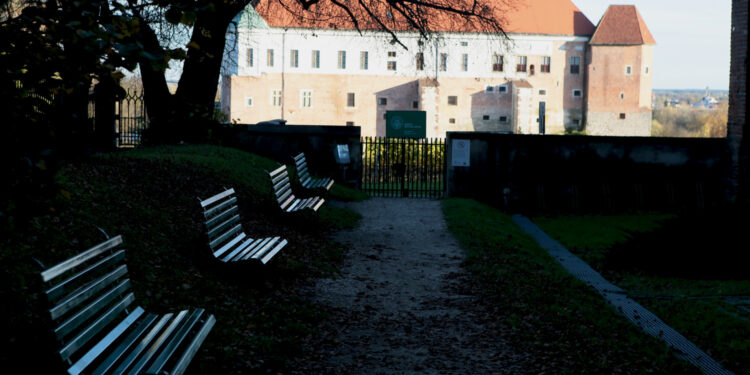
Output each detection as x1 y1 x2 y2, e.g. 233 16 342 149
0 144 363 374
535 213 750 374
441 199 697 374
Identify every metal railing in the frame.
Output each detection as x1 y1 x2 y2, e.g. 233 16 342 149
361 137 445 198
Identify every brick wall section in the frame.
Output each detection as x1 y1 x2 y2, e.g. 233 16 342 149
727 0 748 202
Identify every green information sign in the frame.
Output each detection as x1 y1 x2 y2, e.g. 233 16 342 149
386 111 426 138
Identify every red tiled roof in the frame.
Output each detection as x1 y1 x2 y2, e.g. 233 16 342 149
253 0 595 36
589 5 655 45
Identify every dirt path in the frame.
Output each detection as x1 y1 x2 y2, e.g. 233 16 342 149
293 199 527 374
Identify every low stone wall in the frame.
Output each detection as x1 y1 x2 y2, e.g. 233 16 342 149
221 124 362 188
586 112 652 136
446 132 729 213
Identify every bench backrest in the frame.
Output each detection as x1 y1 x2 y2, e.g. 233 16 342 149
293 153 311 185
269 165 295 211
199 188 243 258
40 235 135 368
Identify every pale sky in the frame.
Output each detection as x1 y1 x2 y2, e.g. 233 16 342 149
572 0 732 90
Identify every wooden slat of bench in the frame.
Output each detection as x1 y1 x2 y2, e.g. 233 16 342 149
204 202 238 229
111 313 173 374
89 312 158 375
208 224 242 250
145 309 206 375
206 213 241 241
68 307 147 375
46 250 126 303
222 236 259 262
44 250 125 306
126 310 189 375
212 232 246 259
325 179 335 190
286 198 304 212
54 279 131 340
50 265 128 320
199 188 235 208
269 165 286 178
233 237 270 262
259 239 288 264
271 170 289 185
203 196 238 220
243 237 279 261
280 194 295 211
277 185 292 203
42 236 123 282
169 314 215 375
293 153 305 162
312 198 325 211
59 293 135 362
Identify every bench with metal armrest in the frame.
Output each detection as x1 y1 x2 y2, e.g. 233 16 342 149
39 235 215 375
199 188 287 264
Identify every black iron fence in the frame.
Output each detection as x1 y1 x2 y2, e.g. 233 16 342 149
116 91 147 147
361 137 445 198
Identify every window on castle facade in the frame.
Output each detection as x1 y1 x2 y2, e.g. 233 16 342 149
416 52 424 71
267 49 274 67
541 56 551 73
461 54 469 71
338 51 347 69
440 53 448 72
570 56 580 74
492 54 503 72
301 90 313 108
499 116 508 123
387 61 397 71
388 51 397 57
448 96 458 105
625 65 632 75
290 50 299 68
360 51 369 70
272 90 282 107
347 93 355 107
497 85 508 94
247 48 254 67
572 89 582 98
516 56 527 72
312 50 320 68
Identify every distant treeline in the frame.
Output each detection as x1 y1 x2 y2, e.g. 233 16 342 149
652 104 727 138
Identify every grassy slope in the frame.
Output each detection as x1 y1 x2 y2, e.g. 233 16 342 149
536 214 750 374
442 199 697 374
0 144 362 374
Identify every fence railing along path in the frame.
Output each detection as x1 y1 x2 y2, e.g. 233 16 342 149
361 137 445 198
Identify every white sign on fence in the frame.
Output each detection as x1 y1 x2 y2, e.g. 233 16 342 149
452 139 470 167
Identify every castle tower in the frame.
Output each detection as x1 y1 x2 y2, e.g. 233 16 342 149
585 5 655 136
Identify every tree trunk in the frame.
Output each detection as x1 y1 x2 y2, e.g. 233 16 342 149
138 2 249 144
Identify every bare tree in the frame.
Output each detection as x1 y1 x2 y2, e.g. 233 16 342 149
123 0 511 143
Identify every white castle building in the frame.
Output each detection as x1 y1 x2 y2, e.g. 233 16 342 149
221 0 655 137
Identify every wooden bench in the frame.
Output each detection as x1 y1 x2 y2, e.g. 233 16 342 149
199 188 288 264
39 235 215 375
293 152 334 191
269 165 325 212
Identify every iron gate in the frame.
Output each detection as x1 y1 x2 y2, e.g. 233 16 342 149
116 91 147 147
361 137 445 198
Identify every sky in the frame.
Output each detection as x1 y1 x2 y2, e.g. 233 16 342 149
572 0 731 90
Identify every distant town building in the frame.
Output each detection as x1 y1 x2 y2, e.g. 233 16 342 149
693 87 720 109
221 0 655 137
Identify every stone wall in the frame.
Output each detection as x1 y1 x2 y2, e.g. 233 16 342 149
221 124 362 188
446 132 728 213
586 112 652 136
